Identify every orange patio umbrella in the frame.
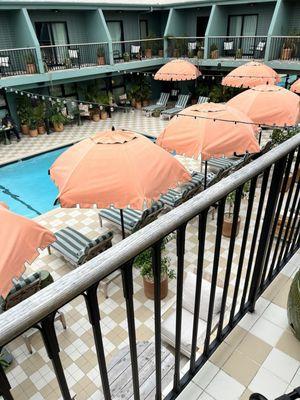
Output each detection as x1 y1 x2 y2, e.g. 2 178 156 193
222 62 280 88
0 204 55 298
154 59 201 81
49 129 191 237
157 102 260 160
228 84 300 127
291 79 300 94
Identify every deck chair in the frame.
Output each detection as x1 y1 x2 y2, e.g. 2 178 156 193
161 272 224 358
0 56 10 77
161 94 190 119
0 271 66 354
131 45 141 59
206 156 246 173
48 227 115 298
143 92 170 116
99 201 164 237
197 96 209 104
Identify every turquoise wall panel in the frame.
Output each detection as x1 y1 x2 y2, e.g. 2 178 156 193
177 7 211 37
28 10 91 43
0 11 17 48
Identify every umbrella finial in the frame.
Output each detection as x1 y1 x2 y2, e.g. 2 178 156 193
112 126 115 131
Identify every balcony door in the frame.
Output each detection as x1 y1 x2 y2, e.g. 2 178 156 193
107 21 124 56
35 22 69 64
228 15 258 54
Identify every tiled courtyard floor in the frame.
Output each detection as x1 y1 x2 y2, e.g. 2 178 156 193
1 112 298 399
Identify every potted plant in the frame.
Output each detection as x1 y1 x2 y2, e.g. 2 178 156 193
152 109 161 117
50 113 66 132
134 237 175 300
34 103 46 134
210 43 219 59
96 94 110 119
26 53 37 74
28 117 38 137
141 82 151 107
97 47 106 65
123 52 130 62
196 40 204 59
90 105 100 122
144 35 155 58
17 97 31 134
281 38 295 60
222 182 250 237
235 48 243 59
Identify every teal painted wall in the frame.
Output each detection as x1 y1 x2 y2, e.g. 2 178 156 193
177 7 211 37
83 10 111 43
206 5 225 36
164 9 185 36
286 1 300 34
0 11 17 48
28 10 92 43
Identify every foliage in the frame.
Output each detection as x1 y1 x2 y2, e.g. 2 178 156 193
33 102 45 126
123 52 130 61
226 181 250 217
209 84 244 103
25 52 35 64
210 43 218 52
17 96 31 125
128 75 151 101
134 235 175 280
235 48 243 59
97 47 105 57
271 127 299 146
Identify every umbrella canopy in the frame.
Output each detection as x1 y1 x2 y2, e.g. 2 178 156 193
157 103 260 160
50 129 191 210
291 79 300 94
228 84 300 127
0 204 55 298
154 59 201 81
222 62 280 88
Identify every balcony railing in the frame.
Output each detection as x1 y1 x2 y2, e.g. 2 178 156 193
112 38 164 63
40 42 110 72
207 36 268 60
0 47 39 78
167 36 205 59
0 134 299 400
268 36 300 62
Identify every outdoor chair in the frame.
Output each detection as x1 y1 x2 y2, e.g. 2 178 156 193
113 49 122 62
161 94 190 119
206 156 246 173
99 201 164 237
223 41 235 57
68 49 80 67
143 92 170 116
48 227 115 298
0 270 66 354
0 56 10 76
118 93 131 112
197 96 210 104
250 41 266 59
130 45 141 59
161 271 224 358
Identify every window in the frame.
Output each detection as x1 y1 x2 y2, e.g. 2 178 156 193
228 15 258 54
35 22 69 46
140 20 148 39
107 21 124 57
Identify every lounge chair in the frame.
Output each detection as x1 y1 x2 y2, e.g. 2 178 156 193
143 92 170 116
161 94 190 119
0 270 66 354
48 227 115 298
206 156 246 173
197 96 209 104
161 272 224 358
99 201 164 236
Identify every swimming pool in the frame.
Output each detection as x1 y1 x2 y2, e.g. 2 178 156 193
0 147 67 218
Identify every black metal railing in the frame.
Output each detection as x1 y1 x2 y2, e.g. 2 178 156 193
167 37 205 59
207 36 268 60
0 134 299 400
268 36 300 62
40 42 109 72
112 38 164 63
0 47 39 77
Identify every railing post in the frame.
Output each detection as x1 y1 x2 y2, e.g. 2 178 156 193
108 41 114 65
84 284 112 400
39 313 73 400
248 157 287 312
0 364 14 400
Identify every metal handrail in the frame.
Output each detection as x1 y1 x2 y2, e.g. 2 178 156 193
40 42 109 48
0 133 299 347
0 47 36 52
207 35 268 39
112 37 163 44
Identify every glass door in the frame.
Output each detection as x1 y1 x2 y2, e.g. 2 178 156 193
35 22 69 65
107 21 124 57
228 15 258 55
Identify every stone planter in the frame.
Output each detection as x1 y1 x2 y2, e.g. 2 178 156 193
26 63 36 74
281 48 292 60
210 50 219 59
53 123 64 132
37 125 46 135
21 124 29 135
145 48 152 58
222 213 241 238
142 100 149 107
135 101 142 109
100 110 108 120
158 49 164 57
288 270 300 341
92 113 100 122
143 275 168 300
97 56 105 65
173 49 179 58
29 128 38 137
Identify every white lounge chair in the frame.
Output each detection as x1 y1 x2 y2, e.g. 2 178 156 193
197 96 210 104
161 271 224 358
161 94 190 119
143 92 170 116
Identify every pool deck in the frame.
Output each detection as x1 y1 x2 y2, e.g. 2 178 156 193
0 110 168 166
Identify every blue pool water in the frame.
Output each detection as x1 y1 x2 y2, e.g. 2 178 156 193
0 147 67 218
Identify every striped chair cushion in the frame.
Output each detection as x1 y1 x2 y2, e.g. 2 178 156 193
51 227 113 265
160 189 184 208
100 201 164 233
184 172 215 190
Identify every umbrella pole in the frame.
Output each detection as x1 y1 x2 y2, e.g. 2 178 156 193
204 161 208 190
259 130 262 145
120 209 125 239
